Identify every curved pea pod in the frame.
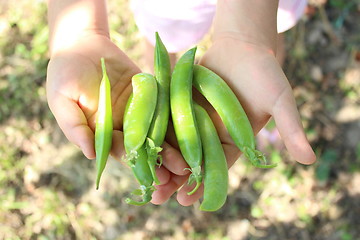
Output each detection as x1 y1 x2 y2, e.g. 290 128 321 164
193 103 228 212
170 47 203 195
193 64 276 168
95 58 113 190
123 73 158 166
124 144 155 206
146 32 171 185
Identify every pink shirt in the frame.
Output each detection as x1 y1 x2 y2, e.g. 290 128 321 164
130 0 307 52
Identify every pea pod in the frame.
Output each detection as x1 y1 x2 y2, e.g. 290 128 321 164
193 64 276 168
146 32 171 185
193 103 228 212
123 93 155 205
170 47 202 195
95 58 113 190
124 143 155 206
123 73 158 166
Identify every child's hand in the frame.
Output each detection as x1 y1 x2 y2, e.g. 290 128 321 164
47 34 138 159
199 35 316 166
46 0 190 202
47 34 189 194
152 34 317 206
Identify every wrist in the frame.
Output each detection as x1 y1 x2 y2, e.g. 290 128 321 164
213 0 279 53
50 30 110 57
212 31 277 57
48 0 109 56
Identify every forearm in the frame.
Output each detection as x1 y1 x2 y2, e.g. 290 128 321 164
48 0 109 56
213 0 279 54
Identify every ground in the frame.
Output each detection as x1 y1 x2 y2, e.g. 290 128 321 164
0 0 359 239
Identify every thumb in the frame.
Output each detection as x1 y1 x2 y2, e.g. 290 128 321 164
48 93 96 159
272 90 316 165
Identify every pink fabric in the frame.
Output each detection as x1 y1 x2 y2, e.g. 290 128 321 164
277 0 308 33
130 0 307 52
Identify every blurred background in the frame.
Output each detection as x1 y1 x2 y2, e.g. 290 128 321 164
0 0 359 239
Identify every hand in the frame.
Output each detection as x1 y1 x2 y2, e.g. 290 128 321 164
47 34 189 197
152 34 317 206
199 34 317 165
47 34 138 158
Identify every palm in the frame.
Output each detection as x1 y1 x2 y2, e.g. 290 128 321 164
199 37 315 166
47 35 140 158
47 35 190 200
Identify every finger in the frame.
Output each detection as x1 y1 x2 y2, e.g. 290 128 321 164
111 131 178 187
176 182 204 206
222 143 241 168
111 129 188 175
110 130 126 160
175 143 240 206
151 173 188 205
160 141 189 176
164 121 179 148
155 165 171 185
48 94 95 159
272 90 316 165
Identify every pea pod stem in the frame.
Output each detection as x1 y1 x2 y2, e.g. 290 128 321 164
170 47 203 195
145 32 171 185
185 166 202 196
193 64 276 168
145 138 162 184
124 141 155 205
95 58 113 190
243 147 276 168
125 184 155 206
123 141 156 206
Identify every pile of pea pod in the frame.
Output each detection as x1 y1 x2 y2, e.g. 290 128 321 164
94 33 276 212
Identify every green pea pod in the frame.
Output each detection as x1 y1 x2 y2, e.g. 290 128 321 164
145 32 172 185
95 58 113 190
193 103 228 212
123 73 158 166
123 92 155 206
125 144 155 206
193 64 276 168
170 47 203 195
